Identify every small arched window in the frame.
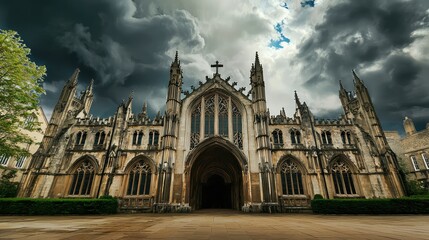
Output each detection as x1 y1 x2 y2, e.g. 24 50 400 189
279 158 304 195
148 130 159 146
422 153 429 169
126 160 152 196
341 131 352 144
321 131 332 145
331 158 356 195
75 131 87 145
272 129 284 147
132 131 143 145
69 159 95 195
94 131 106 146
290 129 301 144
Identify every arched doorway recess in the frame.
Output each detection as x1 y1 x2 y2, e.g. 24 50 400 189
188 139 244 210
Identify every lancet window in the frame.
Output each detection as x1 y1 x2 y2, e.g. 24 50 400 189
126 160 152 196
341 130 352 144
290 129 301 144
279 159 304 195
321 131 332 145
94 131 106 146
190 93 243 150
75 131 87 145
69 159 95 196
331 159 357 195
272 129 284 147
148 130 159 146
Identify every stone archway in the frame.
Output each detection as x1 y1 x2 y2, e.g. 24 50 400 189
189 143 244 210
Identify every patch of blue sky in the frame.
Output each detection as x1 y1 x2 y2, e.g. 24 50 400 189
269 21 290 49
301 0 315 8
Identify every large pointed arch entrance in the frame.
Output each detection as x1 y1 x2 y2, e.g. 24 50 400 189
187 137 245 210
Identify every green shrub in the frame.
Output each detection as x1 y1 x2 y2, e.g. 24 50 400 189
0 169 19 198
0 198 118 215
313 194 323 200
311 197 429 214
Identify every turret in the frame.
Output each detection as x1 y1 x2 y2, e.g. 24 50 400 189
403 116 416 136
250 52 267 114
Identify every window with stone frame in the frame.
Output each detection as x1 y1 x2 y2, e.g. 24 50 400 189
232 102 243 149
132 131 144 145
75 131 87 145
272 129 284 147
321 131 332 145
69 159 95 196
15 155 26 168
279 158 304 195
290 129 301 144
126 160 152 196
411 156 420 171
190 104 201 149
93 131 106 146
422 153 429 169
148 130 159 146
204 95 215 138
331 158 357 195
0 154 10 166
341 130 352 144
189 93 243 150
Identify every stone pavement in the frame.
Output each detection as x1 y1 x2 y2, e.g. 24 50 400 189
1 209 428 239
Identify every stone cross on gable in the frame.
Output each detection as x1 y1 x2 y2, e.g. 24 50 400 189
211 61 223 75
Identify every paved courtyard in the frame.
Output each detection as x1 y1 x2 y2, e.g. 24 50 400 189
0 210 428 239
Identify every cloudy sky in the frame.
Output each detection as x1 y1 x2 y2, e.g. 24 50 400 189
1 0 428 134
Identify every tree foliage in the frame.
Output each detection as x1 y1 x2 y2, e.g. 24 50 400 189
0 30 46 157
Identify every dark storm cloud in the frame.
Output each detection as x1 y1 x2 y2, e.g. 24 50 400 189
0 0 204 117
297 0 429 132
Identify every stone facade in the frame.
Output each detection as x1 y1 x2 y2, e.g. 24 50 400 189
385 117 429 188
20 52 405 212
0 107 48 182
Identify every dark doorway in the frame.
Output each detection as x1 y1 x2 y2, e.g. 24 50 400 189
201 174 232 209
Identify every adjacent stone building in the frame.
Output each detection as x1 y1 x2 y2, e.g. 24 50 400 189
20 52 405 211
386 117 429 188
0 107 48 182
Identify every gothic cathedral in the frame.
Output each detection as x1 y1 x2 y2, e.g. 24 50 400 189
20 52 405 212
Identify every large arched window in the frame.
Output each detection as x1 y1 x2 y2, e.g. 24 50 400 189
279 158 304 195
190 93 243 150
126 160 152 196
69 159 95 195
331 158 357 195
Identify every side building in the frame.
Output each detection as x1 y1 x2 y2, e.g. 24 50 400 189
20 53 405 212
385 117 429 189
0 107 48 182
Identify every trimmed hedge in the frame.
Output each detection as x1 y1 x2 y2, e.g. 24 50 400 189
311 198 429 214
0 198 118 215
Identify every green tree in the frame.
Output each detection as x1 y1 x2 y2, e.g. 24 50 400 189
0 30 46 158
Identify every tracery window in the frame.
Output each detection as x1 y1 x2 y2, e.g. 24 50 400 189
279 159 304 195
218 95 229 137
126 160 152 196
75 131 87 145
331 159 357 195
341 130 352 144
290 129 301 144
321 131 332 145
272 129 283 147
232 103 243 149
190 105 201 149
204 95 215 137
94 131 106 146
148 130 159 145
189 93 243 150
132 131 144 145
69 159 95 195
